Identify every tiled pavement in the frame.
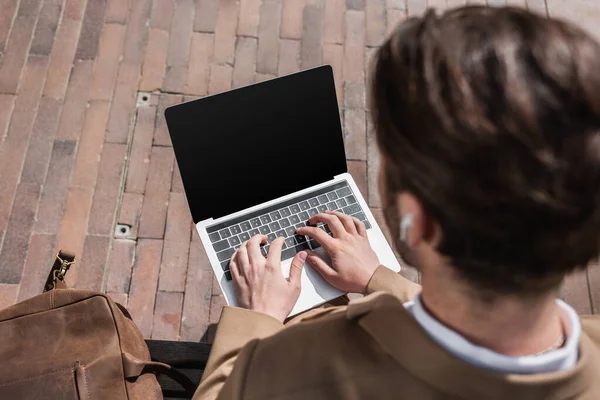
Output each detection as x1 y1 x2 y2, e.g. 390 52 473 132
1 0 600 341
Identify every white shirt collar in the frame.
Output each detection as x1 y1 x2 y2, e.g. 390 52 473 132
403 295 581 374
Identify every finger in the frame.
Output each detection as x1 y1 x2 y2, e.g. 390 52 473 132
326 211 357 234
353 216 368 238
236 243 251 277
305 250 337 281
266 237 285 265
288 251 307 288
229 258 243 283
295 226 336 252
308 213 346 237
247 234 268 264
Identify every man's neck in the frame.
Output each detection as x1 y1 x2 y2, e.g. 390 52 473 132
420 269 565 357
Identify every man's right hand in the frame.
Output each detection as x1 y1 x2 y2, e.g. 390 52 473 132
296 211 380 294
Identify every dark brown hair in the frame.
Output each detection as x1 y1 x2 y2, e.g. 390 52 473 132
372 6 600 293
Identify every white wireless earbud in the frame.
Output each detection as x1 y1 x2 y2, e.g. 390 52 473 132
400 213 414 243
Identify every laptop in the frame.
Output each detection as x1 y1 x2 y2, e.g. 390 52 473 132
165 65 401 316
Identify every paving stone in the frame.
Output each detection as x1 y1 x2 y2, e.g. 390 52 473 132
257 0 282 75
75 234 110 290
301 3 323 69
563 269 592 315
151 0 174 30
343 108 367 160
159 192 192 292
278 39 300 76
238 0 261 37
323 0 345 44
194 0 219 33
213 0 239 65
89 23 126 101
29 0 62 56
281 0 306 40
105 238 136 293
233 37 257 88
322 43 344 105
0 284 18 309
208 64 233 95
17 233 57 302
163 0 195 93
138 147 174 239
347 160 368 201
343 10 365 84
346 0 365 10
152 291 183 340
55 59 95 140
117 192 144 240
0 16 39 94
105 0 131 24
140 29 169 92
125 106 157 194
43 18 82 99
75 0 108 60
366 0 386 47
0 0 19 52
386 8 406 34
154 94 182 147
185 33 213 96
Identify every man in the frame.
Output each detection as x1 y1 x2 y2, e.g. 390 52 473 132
196 6 600 399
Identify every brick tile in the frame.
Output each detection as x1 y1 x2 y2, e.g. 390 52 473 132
20 97 62 184
163 0 195 93
347 160 368 200
407 0 427 16
322 43 343 105
34 140 77 234
0 0 19 52
466 0 487 3
152 291 183 340
154 94 182 147
151 0 174 30
125 106 157 194
75 0 108 60
185 33 213 96
121 0 152 65
347 0 365 10
257 0 282 75
43 19 82 99
76 234 110 290
428 0 450 10
88 143 127 235
367 115 381 207
30 0 62 56
255 73 277 83
547 1 600 42
343 109 367 160
107 292 128 306
487 0 507 6
208 64 233 95
366 0 385 47
505 0 526 7
56 186 93 285
139 29 169 92
446 0 467 6
138 147 174 238
587 261 600 314
106 0 131 24
71 100 111 187
17 0 43 17
172 159 184 192
117 192 144 239
128 238 163 338
278 39 300 76
563 269 592 315
63 0 87 21
180 230 213 340
55 59 94 140
387 8 406 35
105 63 138 144
17 233 57 301
0 17 38 94
301 4 323 69
89 23 126 100
344 82 365 109
159 192 192 292
0 56 47 232
238 0 261 37
0 94 15 144
0 183 40 283
0 284 18 309
105 238 136 292
209 293 226 324
194 0 219 33
281 0 306 40
233 37 257 88
344 10 365 84
323 0 345 44
213 0 239 66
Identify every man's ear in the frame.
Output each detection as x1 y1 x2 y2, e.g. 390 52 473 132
396 192 438 247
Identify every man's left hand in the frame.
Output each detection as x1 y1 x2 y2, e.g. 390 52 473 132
230 235 306 322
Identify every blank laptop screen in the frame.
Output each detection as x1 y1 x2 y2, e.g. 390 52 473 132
165 66 347 223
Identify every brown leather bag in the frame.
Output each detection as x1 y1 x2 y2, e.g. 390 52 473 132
0 250 196 399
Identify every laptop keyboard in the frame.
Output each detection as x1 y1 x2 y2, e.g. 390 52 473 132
206 181 371 281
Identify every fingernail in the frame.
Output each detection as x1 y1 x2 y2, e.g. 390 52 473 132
298 251 307 262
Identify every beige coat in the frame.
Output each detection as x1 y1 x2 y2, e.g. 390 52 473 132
195 266 600 399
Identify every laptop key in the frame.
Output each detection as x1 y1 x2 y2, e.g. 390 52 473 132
336 198 347 208
327 202 337 211
327 192 339 201
260 215 272 224
346 195 357 204
239 232 251 242
240 221 252 231
259 225 271 235
269 221 281 231
299 201 310 210
353 212 366 221
229 236 241 246
217 248 235 261
213 240 229 253
308 198 320 207
280 207 291 217
317 205 327 213
230 225 241 235
364 220 372 229
308 239 322 249
221 260 230 271
249 229 259 237
285 226 296 237
270 211 282 220
336 187 352 197
261 245 268 257
299 211 309 221
343 204 361 215
308 208 318 217
295 234 307 244
290 204 301 214
280 218 291 228
289 214 300 224
318 195 329 204
209 232 220 243
251 218 261 228
276 230 286 238
267 233 277 242
295 223 305 229
219 228 232 239
285 237 296 248
225 271 232 281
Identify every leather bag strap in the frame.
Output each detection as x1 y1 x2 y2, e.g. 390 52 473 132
122 352 197 396
43 250 76 292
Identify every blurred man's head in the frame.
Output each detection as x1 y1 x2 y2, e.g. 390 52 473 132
372 6 600 296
